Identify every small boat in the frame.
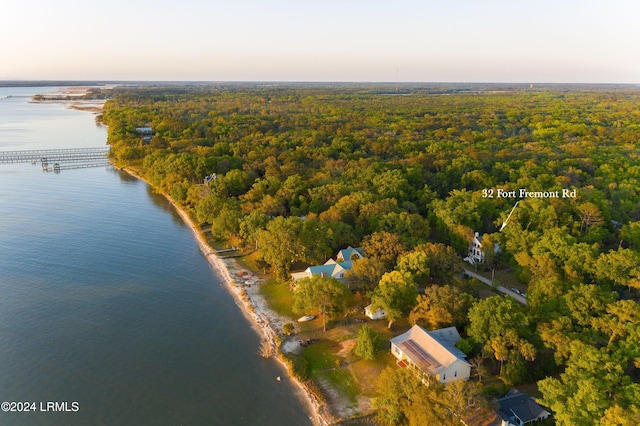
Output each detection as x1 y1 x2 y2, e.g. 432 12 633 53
297 315 315 322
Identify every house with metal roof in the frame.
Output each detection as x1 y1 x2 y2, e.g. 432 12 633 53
336 246 365 262
291 259 354 281
390 325 471 384
291 246 366 282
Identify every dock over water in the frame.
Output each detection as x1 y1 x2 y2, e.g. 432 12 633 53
0 147 111 163
0 147 111 172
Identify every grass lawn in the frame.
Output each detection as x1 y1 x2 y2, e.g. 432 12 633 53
295 318 402 403
348 349 396 397
253 265 417 411
328 318 407 398
259 279 297 319
303 340 359 402
234 250 266 276
460 276 499 299
516 382 543 399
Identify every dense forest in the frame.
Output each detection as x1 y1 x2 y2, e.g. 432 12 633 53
102 84 640 425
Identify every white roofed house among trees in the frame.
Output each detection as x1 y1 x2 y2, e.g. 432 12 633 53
390 325 471 384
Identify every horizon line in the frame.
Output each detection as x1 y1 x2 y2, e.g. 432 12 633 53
1 79 639 86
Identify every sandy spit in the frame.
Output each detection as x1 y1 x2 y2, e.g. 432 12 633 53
32 86 115 113
117 166 332 426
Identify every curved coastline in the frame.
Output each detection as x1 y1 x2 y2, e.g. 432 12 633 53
117 166 330 426
28 87 330 424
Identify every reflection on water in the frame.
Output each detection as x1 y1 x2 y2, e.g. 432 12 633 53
0 87 312 426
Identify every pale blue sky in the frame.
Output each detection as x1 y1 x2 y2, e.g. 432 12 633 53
2 0 639 82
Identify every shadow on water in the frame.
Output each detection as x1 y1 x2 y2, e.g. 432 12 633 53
0 88 314 426
142 179 186 224
109 167 184 224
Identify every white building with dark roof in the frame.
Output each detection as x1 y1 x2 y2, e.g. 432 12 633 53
497 389 551 426
390 325 471 383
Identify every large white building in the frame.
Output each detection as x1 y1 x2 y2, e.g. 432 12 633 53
390 325 471 384
464 232 500 265
465 232 485 264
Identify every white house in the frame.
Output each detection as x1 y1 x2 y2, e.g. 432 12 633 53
465 232 485 264
464 232 500 265
364 304 386 320
291 246 366 282
390 325 471 384
497 389 551 426
291 259 354 281
135 126 153 134
336 246 365 262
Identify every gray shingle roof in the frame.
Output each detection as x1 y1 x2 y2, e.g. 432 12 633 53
497 391 550 424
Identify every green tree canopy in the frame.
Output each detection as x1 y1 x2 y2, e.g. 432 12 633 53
370 271 418 328
362 231 408 269
345 257 389 290
467 296 535 378
255 216 305 280
373 367 491 426
409 285 474 330
354 325 381 360
293 275 351 332
396 251 431 286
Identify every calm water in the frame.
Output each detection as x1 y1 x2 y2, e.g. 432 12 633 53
0 87 312 425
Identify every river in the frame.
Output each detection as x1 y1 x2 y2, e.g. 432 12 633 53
0 86 312 426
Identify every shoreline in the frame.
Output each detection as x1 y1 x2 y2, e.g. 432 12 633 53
32 86 114 113
25 85 342 424
47 82 352 423
117 166 330 426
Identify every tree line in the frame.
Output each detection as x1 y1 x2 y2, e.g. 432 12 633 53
102 84 640 424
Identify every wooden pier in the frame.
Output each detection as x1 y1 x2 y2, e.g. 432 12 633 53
215 247 239 254
0 147 112 172
44 161 112 173
0 147 110 163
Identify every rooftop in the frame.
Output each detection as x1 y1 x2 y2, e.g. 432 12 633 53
497 389 550 424
390 325 470 375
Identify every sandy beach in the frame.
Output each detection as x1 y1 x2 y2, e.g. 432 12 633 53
33 85 345 423
32 86 114 113
118 166 332 426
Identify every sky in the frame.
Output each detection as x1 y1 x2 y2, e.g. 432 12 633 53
2 0 639 83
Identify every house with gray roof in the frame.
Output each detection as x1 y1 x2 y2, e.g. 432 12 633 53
497 389 550 426
390 325 471 383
